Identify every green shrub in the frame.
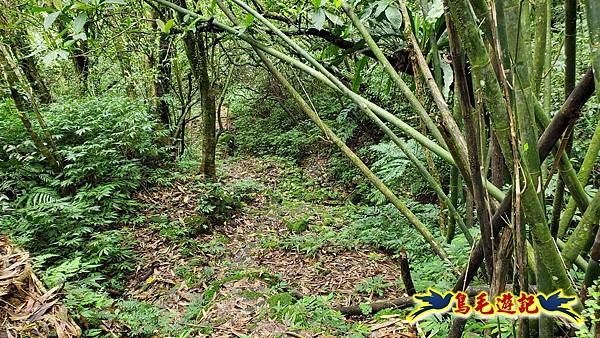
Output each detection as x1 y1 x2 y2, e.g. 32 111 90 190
0 96 171 323
194 181 241 228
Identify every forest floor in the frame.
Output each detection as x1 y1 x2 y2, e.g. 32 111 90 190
123 155 418 337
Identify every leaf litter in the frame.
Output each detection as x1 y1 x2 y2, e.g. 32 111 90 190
125 156 416 337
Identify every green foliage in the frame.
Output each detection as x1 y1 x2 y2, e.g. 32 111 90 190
115 300 178 336
0 96 172 334
284 215 310 233
194 180 242 228
229 178 265 202
576 281 600 337
369 140 447 204
269 294 370 336
355 275 395 296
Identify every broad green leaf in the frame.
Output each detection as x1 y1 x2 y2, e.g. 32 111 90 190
311 8 326 30
103 0 127 4
44 11 61 30
374 0 388 17
71 3 94 10
72 13 88 34
311 0 322 9
334 0 342 8
31 6 56 13
324 11 342 26
42 49 69 65
244 14 254 28
63 39 76 48
73 32 87 41
425 0 444 23
384 6 402 29
163 19 175 33
352 56 368 92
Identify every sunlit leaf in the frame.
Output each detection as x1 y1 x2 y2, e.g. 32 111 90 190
426 0 444 23
42 49 69 65
374 0 388 17
441 59 453 99
73 32 87 41
311 8 326 30
324 11 342 26
244 14 254 28
103 0 127 4
163 19 175 33
384 6 402 29
72 13 88 34
44 11 61 30
71 2 94 10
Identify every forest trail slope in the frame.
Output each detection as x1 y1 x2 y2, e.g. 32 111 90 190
126 156 416 337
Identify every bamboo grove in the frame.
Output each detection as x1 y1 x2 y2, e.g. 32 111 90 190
1 0 600 336
144 0 600 335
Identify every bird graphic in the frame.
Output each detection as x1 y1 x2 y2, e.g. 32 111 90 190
407 289 454 322
536 290 582 324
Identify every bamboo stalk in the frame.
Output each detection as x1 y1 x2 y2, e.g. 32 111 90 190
391 3 471 181
339 6 447 151
259 51 456 270
561 189 600 269
558 121 600 237
532 0 548 95
147 0 513 204
447 13 494 280
445 0 513 170
207 0 458 267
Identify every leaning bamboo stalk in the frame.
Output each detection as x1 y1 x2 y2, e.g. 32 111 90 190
147 0 512 203
533 97 592 216
452 70 595 292
449 0 583 308
337 6 448 150
362 101 474 245
259 50 456 270
360 2 471 185
561 189 600 269
230 0 473 189
558 121 600 237
207 0 457 267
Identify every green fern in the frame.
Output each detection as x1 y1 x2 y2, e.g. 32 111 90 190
24 187 59 207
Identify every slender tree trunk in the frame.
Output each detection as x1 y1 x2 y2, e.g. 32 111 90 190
198 32 217 180
0 47 62 173
73 24 90 92
13 35 51 104
176 0 217 179
156 31 172 128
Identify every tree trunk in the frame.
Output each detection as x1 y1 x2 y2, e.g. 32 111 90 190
0 47 61 173
156 31 172 128
13 35 51 104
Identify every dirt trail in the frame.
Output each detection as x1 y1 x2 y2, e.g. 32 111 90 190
127 156 415 337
